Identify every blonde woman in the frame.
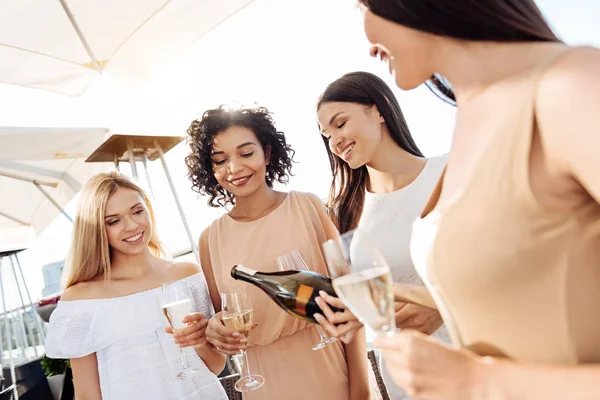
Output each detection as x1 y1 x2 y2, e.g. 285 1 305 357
45 172 227 400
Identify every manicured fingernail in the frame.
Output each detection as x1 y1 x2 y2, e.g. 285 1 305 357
319 290 327 297
232 332 240 337
314 313 323 322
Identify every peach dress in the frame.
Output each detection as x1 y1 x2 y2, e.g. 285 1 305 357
207 191 353 399
411 48 600 364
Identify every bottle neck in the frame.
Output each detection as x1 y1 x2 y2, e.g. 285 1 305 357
232 266 284 293
231 266 263 283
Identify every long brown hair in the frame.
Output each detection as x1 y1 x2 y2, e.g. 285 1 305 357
360 0 561 103
317 72 423 234
63 172 165 289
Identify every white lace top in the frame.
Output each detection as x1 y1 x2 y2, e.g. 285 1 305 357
45 273 227 400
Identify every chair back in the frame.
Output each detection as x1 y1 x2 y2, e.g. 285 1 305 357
368 349 391 400
0 385 15 400
219 374 242 400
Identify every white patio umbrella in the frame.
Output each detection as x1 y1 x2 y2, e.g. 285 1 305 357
0 127 111 252
0 126 111 398
0 0 256 95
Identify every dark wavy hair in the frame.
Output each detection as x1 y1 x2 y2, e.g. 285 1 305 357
185 106 295 208
359 0 561 104
317 72 423 234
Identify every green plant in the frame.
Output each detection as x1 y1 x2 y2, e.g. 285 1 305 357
41 353 71 377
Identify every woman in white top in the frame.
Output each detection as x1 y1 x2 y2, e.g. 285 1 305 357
314 71 450 399
45 172 227 400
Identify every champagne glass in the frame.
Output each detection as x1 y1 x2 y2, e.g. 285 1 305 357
161 280 200 379
277 250 338 351
221 288 265 392
323 230 396 334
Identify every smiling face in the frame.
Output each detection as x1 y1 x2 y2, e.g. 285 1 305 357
317 101 385 169
210 125 270 199
104 186 152 257
361 7 436 90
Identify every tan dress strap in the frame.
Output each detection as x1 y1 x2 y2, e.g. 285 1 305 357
507 46 587 207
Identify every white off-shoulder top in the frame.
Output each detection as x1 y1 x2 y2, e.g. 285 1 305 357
45 273 227 400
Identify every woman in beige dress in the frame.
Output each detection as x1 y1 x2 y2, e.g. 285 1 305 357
317 1 600 399
184 106 376 399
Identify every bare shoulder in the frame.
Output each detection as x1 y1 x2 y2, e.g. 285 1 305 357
60 280 103 301
199 226 210 246
536 46 600 168
167 260 203 281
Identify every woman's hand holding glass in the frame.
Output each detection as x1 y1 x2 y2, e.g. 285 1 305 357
165 312 210 348
206 312 249 355
314 290 364 344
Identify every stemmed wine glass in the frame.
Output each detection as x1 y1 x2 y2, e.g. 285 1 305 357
161 280 201 379
323 229 397 335
221 288 265 392
277 250 338 350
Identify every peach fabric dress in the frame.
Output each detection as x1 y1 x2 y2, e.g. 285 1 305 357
207 191 360 399
411 47 600 364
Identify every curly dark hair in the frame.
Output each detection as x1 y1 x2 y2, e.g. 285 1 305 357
185 105 295 208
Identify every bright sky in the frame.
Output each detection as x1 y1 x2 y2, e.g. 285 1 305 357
0 0 598 309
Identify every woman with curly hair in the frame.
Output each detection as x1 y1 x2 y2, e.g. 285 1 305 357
185 106 375 400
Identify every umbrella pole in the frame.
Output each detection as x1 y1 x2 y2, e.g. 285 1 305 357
127 140 139 179
142 154 155 198
0 263 3 382
0 258 19 399
8 257 32 360
13 255 45 342
10 254 38 357
0 338 3 387
154 141 199 262
0 298 3 373
114 153 120 172
34 184 73 223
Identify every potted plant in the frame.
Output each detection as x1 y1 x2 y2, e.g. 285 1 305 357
41 354 70 400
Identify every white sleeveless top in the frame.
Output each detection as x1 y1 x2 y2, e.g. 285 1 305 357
45 273 227 400
358 156 451 399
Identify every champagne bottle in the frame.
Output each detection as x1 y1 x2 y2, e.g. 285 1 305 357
231 265 343 324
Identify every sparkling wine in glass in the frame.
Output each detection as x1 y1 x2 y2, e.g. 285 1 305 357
221 288 265 392
162 280 200 379
277 250 338 350
323 230 396 334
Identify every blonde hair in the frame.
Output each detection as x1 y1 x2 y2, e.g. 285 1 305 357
63 172 166 289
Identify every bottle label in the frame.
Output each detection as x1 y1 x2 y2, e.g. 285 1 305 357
236 265 257 276
294 284 314 316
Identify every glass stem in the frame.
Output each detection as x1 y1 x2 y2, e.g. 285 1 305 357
316 325 328 340
241 348 253 379
180 347 189 370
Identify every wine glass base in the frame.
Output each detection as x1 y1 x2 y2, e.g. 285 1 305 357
312 336 338 351
175 368 201 380
235 375 265 392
